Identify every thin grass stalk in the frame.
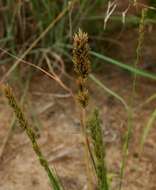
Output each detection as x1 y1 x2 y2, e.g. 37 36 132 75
132 8 147 99
119 8 147 190
89 74 129 112
3 85 63 190
140 108 156 150
81 107 95 190
0 48 73 97
88 109 109 190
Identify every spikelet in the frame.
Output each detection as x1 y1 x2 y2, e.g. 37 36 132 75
77 89 89 108
3 85 62 190
73 29 91 108
73 29 91 78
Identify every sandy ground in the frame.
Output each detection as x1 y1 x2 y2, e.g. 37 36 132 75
0 67 156 190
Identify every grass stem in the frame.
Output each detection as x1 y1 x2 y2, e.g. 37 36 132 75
3 85 63 190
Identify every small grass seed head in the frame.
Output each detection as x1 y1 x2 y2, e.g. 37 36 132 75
73 29 91 78
76 76 87 92
77 89 89 108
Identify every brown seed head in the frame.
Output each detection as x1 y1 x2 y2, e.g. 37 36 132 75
73 29 91 78
77 89 89 108
76 77 86 92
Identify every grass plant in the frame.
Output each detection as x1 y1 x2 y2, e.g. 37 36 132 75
2 85 63 190
119 8 147 190
73 29 94 190
87 109 109 190
1 1 156 190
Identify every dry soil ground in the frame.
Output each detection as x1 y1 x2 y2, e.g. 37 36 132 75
0 65 156 190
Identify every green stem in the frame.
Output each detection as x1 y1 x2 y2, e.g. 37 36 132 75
3 85 63 190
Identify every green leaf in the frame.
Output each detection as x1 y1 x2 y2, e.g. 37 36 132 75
91 51 156 80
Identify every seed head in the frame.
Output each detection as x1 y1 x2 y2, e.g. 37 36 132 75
77 89 89 108
73 29 91 78
76 77 86 92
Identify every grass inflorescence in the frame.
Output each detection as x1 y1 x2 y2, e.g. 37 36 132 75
73 29 94 190
3 85 63 190
73 29 91 107
73 29 109 190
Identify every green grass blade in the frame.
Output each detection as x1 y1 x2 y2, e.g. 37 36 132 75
141 108 156 150
56 43 156 80
140 93 156 108
91 51 156 80
89 74 129 111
